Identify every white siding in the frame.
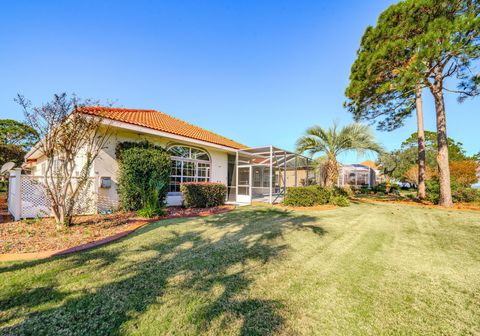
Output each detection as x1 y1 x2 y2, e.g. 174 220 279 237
31 149 94 178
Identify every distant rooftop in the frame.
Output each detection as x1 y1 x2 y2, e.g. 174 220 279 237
360 160 379 170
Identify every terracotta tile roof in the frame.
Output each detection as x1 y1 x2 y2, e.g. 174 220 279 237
78 106 246 150
360 160 379 170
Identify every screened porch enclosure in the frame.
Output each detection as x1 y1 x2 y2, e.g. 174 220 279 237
228 146 314 204
337 164 376 188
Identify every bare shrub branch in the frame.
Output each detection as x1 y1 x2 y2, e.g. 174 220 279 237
15 93 112 227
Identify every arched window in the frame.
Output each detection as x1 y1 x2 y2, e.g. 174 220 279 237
167 145 211 192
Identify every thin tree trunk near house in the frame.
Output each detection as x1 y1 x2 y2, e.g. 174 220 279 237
415 84 426 200
432 86 453 207
51 208 61 229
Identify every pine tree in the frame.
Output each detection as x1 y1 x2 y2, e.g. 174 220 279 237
346 0 480 206
345 2 427 199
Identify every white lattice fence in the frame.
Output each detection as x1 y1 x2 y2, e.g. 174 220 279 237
8 169 97 220
21 176 51 218
71 178 97 215
8 170 20 218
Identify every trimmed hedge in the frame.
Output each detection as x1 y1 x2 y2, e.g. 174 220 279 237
282 186 315 207
181 182 227 208
117 146 171 212
283 186 331 207
283 185 352 207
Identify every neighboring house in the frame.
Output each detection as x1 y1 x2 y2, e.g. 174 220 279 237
360 160 386 184
16 107 312 218
337 163 377 188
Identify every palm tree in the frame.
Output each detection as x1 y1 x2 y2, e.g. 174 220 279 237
296 123 383 187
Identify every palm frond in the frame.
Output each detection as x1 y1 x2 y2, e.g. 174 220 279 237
296 122 383 158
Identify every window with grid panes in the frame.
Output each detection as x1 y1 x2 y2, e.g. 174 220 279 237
167 145 211 192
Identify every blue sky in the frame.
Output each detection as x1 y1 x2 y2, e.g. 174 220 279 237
1 0 478 163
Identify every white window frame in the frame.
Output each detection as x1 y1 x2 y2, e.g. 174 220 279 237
167 145 211 194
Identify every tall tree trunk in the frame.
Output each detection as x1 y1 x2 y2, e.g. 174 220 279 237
432 84 453 207
415 84 426 200
325 154 339 187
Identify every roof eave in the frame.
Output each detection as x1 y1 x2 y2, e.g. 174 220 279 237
98 117 243 153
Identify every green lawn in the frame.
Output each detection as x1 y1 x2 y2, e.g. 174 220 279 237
1 202 479 335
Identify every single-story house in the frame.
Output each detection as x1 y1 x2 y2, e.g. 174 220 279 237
337 163 377 188
13 107 313 218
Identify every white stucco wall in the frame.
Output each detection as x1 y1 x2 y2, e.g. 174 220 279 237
31 156 47 176
93 127 230 210
26 126 232 212
30 148 94 178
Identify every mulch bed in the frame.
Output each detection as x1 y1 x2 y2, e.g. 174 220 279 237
0 205 234 254
0 194 12 224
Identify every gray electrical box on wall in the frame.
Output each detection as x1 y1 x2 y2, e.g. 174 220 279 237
100 177 112 188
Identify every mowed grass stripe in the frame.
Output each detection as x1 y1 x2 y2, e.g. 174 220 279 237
0 203 479 335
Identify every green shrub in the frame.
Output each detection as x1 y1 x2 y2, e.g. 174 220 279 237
373 182 399 194
137 180 167 218
181 183 227 208
390 184 400 192
360 186 369 194
333 186 354 198
426 178 480 204
426 179 441 204
137 204 166 218
117 145 171 211
283 186 353 207
115 140 164 162
452 188 480 203
378 182 397 193
283 186 332 207
374 184 387 194
283 186 318 207
315 187 332 204
329 195 350 207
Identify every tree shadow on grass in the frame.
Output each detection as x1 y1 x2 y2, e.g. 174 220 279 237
1 207 322 335
0 216 196 275
204 207 327 238
0 287 68 326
